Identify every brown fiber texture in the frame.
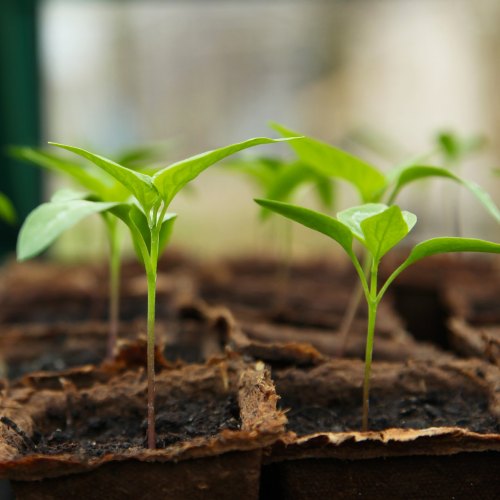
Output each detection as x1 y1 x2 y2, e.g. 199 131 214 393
0 357 286 483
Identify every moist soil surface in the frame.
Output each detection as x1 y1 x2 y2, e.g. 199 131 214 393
9 395 240 459
281 388 499 435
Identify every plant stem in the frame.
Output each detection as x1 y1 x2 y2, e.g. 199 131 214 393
362 261 378 432
106 219 121 360
337 252 371 357
146 225 160 450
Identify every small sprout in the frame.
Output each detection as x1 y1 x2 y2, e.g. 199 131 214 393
43 135 299 448
255 198 500 431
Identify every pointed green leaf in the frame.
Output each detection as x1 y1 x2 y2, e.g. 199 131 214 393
387 165 500 222
270 122 386 202
17 198 120 261
403 237 500 270
361 206 416 261
0 193 16 225
255 198 354 257
153 137 298 206
48 143 159 210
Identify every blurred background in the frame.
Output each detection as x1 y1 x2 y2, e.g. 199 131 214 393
1 0 500 262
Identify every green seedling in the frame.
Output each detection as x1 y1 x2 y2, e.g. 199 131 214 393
18 136 297 449
255 198 500 430
271 123 500 353
12 143 171 359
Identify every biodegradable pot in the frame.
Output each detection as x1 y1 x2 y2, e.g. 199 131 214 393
229 316 449 366
444 270 500 365
0 358 286 500
197 257 403 332
0 302 228 380
448 317 500 367
261 359 500 500
197 258 423 365
0 252 195 325
379 253 498 349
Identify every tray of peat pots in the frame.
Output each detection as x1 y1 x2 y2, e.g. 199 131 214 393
261 358 500 500
0 298 229 381
0 353 287 500
379 252 498 350
442 260 500 366
198 256 447 366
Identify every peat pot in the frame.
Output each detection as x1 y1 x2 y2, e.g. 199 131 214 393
261 358 500 500
0 358 286 500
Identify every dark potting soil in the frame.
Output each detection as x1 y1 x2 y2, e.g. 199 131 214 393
281 388 499 436
11 395 240 458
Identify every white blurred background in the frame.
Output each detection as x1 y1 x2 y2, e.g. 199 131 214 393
39 0 500 260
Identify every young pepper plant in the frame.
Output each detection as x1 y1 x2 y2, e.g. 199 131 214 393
255 198 500 431
271 122 500 353
44 136 298 449
11 144 170 359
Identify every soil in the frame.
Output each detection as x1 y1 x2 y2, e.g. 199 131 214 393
273 360 500 436
283 389 497 435
6 394 240 458
0 304 226 380
199 259 403 340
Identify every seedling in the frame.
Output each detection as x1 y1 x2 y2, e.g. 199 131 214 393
12 144 170 358
255 198 500 430
271 123 500 352
18 136 296 449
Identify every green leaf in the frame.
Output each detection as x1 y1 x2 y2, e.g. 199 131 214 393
153 137 298 206
437 131 485 162
48 143 159 210
387 165 500 222
360 206 416 261
403 237 500 269
17 198 120 261
0 193 16 225
10 147 111 199
270 122 386 202
255 198 354 257
337 203 389 241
